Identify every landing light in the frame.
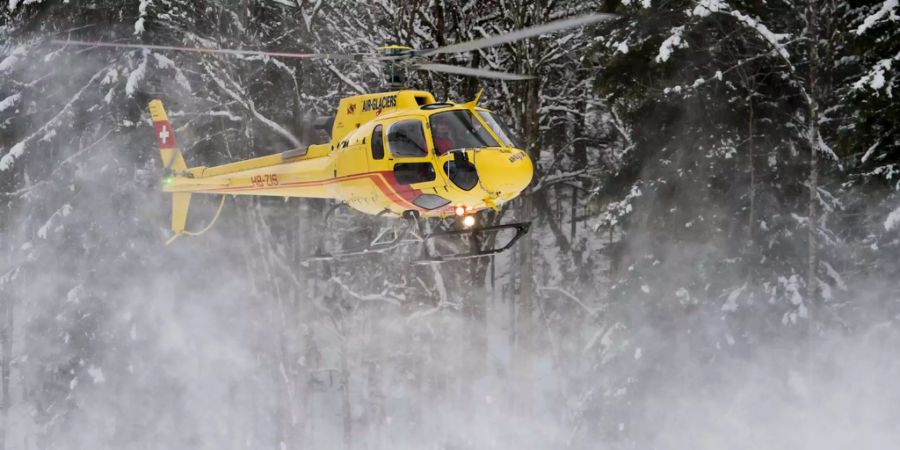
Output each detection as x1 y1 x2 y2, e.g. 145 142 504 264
462 215 476 228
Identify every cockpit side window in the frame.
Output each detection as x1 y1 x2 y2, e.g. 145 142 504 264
477 111 520 148
387 120 428 157
430 110 498 154
371 124 384 160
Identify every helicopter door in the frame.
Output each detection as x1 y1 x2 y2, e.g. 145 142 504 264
385 119 445 209
386 119 437 184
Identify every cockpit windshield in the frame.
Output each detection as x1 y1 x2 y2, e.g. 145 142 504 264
477 111 519 148
429 110 498 155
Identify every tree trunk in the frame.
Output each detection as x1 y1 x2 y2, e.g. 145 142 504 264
0 290 11 450
340 336 352 450
748 100 755 245
0 233 12 450
806 0 820 331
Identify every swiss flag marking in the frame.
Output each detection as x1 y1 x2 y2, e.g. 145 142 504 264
159 125 170 144
154 120 175 148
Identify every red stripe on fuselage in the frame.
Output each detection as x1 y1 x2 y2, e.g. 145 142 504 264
209 171 422 210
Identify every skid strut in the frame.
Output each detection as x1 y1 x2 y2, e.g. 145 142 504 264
306 210 530 263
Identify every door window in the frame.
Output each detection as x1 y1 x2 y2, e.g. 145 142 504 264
387 120 428 157
394 163 435 185
371 125 384 160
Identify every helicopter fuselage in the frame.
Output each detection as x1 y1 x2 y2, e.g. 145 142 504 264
160 90 533 219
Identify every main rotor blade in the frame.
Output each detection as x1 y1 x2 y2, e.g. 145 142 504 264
413 63 533 80
50 39 372 60
417 13 616 57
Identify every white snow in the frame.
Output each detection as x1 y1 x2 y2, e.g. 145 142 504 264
0 45 26 73
126 51 148 97
0 93 20 112
8 0 48 12
730 11 791 60
134 18 145 35
861 142 880 163
688 2 791 60
640 285 650 294
135 0 151 35
853 57 894 95
779 275 807 324
88 366 106 384
615 41 629 55
37 216 51 239
66 285 82 304
153 53 191 91
817 133 840 162
690 0 728 17
722 284 745 312
885 207 900 231
0 141 25 172
822 262 847 291
856 0 899 35
207 110 242 122
101 68 119 85
656 26 686 63
152 52 175 69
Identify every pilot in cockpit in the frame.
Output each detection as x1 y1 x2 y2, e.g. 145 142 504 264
433 121 455 155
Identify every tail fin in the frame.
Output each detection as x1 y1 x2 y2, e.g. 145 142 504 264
148 99 191 242
148 99 187 172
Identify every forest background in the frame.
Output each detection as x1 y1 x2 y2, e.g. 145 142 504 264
1 1 899 449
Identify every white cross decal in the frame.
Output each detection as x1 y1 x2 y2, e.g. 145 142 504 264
159 125 170 145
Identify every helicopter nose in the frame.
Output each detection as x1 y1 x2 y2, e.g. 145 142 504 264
475 148 534 196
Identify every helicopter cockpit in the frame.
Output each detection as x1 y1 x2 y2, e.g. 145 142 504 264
428 109 519 154
361 101 530 208
430 110 497 155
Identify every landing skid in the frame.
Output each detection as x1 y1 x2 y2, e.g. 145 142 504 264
307 211 530 264
412 222 530 264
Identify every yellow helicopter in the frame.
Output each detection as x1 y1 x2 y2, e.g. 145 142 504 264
55 13 614 262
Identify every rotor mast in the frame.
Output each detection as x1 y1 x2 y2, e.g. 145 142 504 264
379 45 413 90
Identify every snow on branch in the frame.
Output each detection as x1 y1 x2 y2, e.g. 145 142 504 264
152 53 192 92
817 131 841 165
37 203 73 239
885 207 900 231
594 184 642 230
1 68 106 172
0 45 27 73
655 26 686 63
330 276 403 306
688 1 791 61
856 0 899 35
125 50 148 97
0 93 21 112
728 10 790 60
690 0 729 17
202 60 303 147
134 0 152 35
852 54 898 95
